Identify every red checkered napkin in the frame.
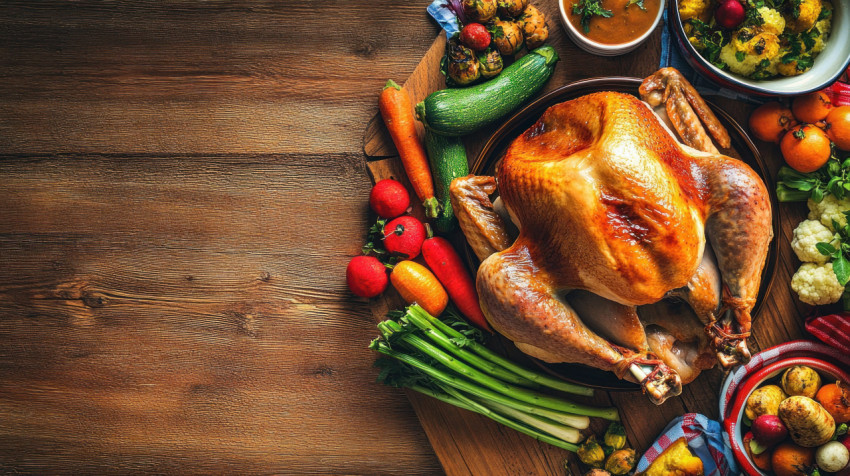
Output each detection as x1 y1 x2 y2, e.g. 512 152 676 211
806 313 850 353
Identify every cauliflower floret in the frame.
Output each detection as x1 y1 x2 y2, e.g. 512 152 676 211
792 219 836 263
791 262 844 305
787 0 823 33
808 195 850 230
811 1 832 53
679 0 711 22
720 28 779 76
720 29 781 77
759 7 786 35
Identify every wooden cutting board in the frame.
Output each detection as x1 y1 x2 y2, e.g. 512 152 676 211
358 2 810 473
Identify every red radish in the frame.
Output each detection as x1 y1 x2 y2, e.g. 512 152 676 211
370 179 410 219
752 414 789 448
715 0 745 29
421 232 492 331
383 216 426 259
346 255 388 298
841 434 850 453
460 23 491 51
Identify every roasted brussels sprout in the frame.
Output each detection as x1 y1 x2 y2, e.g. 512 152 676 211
463 0 497 23
490 18 523 56
477 48 503 78
603 422 627 451
446 39 481 86
578 435 606 468
516 4 548 50
497 0 528 18
605 448 636 475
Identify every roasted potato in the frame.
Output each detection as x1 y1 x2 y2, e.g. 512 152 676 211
516 4 548 50
781 365 822 398
778 395 836 447
746 384 788 420
490 18 523 56
497 0 527 18
463 0 497 23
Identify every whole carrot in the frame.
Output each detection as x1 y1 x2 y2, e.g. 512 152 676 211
421 231 491 331
391 260 448 317
379 80 439 218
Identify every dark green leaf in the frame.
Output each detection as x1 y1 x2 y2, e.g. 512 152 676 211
817 242 837 256
834 254 850 286
812 187 824 203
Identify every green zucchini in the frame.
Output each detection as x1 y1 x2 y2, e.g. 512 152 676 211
424 130 469 233
415 45 559 137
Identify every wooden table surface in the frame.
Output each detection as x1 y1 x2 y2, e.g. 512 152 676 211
0 1 816 474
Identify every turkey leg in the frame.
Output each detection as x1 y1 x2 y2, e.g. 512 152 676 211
477 242 683 404
698 155 773 368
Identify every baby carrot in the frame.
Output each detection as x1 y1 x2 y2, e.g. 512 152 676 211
379 80 439 218
390 260 448 317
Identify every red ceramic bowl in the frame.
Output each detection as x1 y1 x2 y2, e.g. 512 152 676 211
724 357 850 476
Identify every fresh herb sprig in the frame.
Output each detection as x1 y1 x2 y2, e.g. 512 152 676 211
688 19 729 69
572 0 613 33
776 151 850 203
816 217 850 286
626 0 646 10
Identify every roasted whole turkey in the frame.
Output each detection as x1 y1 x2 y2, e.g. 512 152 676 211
450 70 773 404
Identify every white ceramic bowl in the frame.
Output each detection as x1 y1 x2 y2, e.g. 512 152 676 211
559 0 666 56
670 0 850 96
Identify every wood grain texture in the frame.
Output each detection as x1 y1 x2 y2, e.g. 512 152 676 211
0 0 819 474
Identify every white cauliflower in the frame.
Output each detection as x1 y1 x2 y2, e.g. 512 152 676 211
759 7 786 35
792 219 836 263
791 262 844 305
808 195 850 230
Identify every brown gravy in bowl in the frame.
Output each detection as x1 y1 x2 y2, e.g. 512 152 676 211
566 0 661 45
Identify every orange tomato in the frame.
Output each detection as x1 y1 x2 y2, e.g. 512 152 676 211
749 102 796 143
770 442 815 476
792 91 833 124
780 124 832 173
815 381 850 424
825 105 850 151
390 260 448 317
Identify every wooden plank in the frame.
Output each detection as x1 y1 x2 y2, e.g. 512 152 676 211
0 1 441 156
0 154 442 474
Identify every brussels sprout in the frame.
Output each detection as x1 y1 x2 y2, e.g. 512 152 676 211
604 448 636 475
517 4 548 50
477 48 503 78
490 18 523 56
497 0 528 18
463 0 497 23
578 435 606 468
746 384 788 420
781 365 822 398
446 39 481 86
603 422 627 451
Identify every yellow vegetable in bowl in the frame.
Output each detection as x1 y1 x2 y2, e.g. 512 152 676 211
781 365 822 398
746 384 788 420
778 395 836 447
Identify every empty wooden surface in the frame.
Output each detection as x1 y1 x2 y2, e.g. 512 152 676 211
0 0 818 474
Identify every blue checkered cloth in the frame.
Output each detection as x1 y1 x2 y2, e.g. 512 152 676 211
428 0 460 38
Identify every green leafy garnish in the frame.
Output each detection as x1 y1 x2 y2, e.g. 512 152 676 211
688 19 729 69
816 214 850 285
775 150 850 203
572 0 613 33
626 0 646 10
735 51 746 62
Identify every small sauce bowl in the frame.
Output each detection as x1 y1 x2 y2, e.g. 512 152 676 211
559 0 665 56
